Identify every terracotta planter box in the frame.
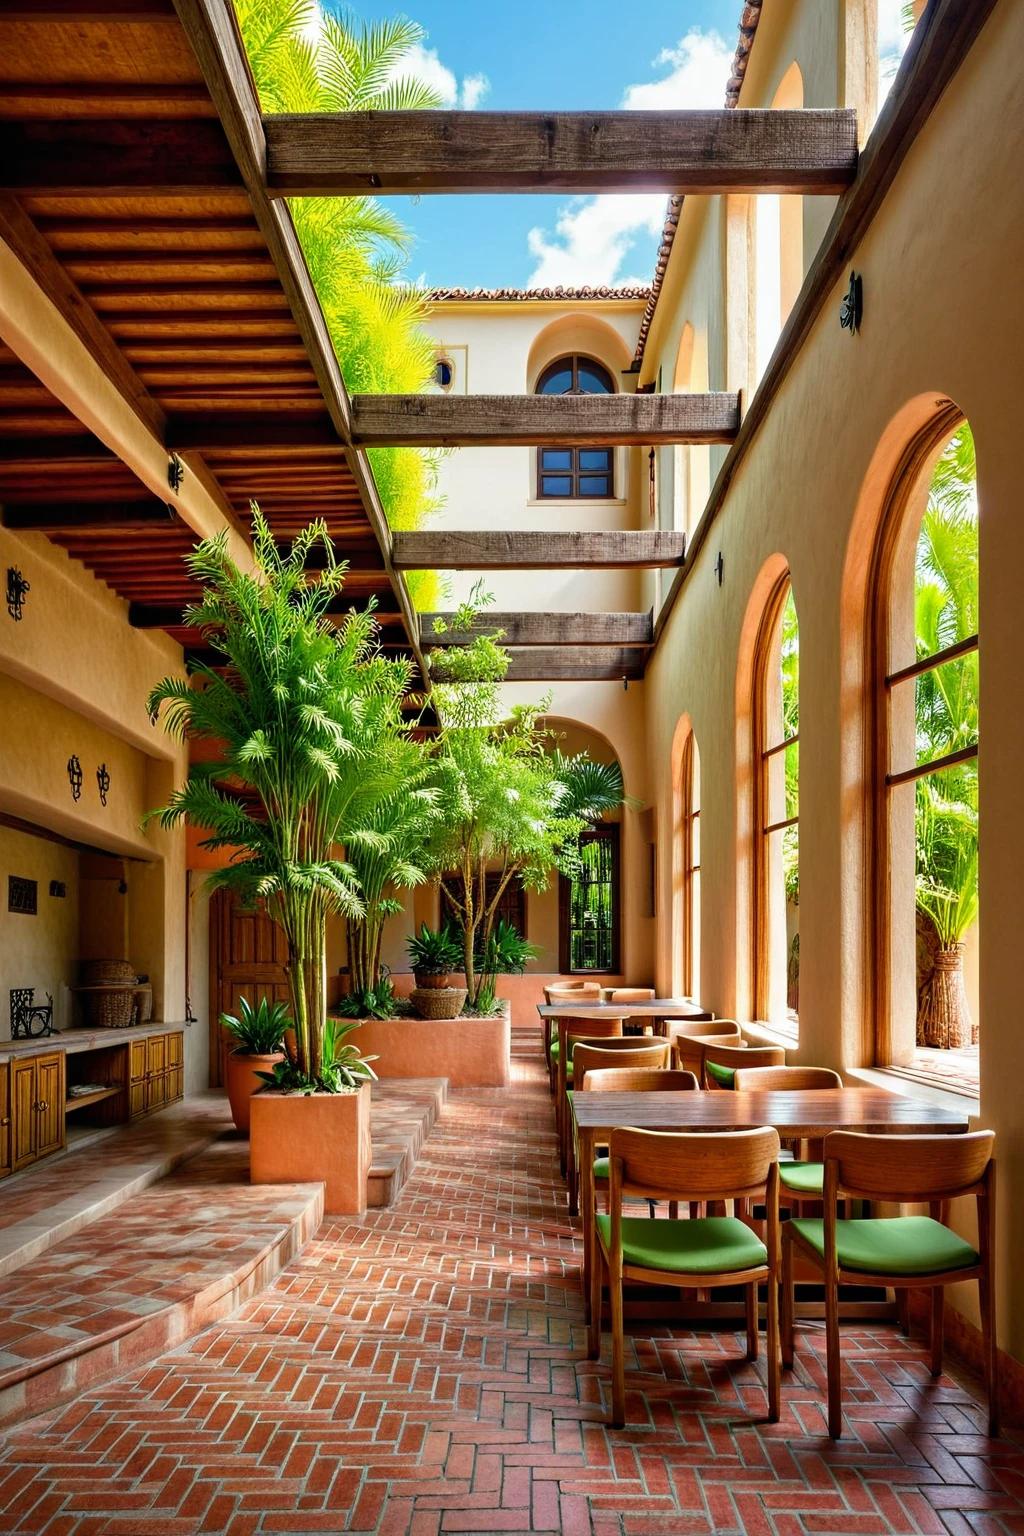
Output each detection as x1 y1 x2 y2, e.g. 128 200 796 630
225 1049 284 1135
250 1081 371 1215
342 1014 510 1088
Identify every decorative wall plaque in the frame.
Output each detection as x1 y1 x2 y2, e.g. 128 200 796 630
7 876 38 915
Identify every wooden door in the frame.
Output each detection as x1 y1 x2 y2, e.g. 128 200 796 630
12 1059 37 1171
210 889 290 1088
0 1065 11 1179
35 1055 64 1158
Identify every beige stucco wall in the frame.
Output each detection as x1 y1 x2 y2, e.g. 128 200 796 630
641 0 1023 1363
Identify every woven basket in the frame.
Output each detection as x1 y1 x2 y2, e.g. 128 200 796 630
84 988 137 1029
81 959 136 988
410 986 467 1020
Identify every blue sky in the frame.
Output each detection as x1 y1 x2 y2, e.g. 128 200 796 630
338 0 743 291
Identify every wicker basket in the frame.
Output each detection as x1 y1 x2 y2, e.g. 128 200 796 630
410 986 467 1020
82 987 137 1028
81 959 136 988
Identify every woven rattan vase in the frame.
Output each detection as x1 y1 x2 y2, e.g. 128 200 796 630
917 945 975 1049
410 987 467 1020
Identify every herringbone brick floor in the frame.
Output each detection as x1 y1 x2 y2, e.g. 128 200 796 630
0 1031 1020 1536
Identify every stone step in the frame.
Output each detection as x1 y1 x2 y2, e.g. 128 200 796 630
367 1077 448 1208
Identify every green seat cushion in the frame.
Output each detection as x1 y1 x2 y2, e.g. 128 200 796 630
779 1161 824 1195
549 1038 560 1060
705 1060 736 1088
790 1216 979 1276
594 1155 610 1181
595 1214 767 1275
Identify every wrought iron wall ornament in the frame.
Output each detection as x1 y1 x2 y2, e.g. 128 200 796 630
9 988 54 1040
715 551 725 586
96 763 111 806
840 270 863 333
67 755 83 801
167 453 184 493
6 567 29 621
8 876 38 915
49 881 67 899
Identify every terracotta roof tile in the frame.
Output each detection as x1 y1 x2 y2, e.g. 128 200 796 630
427 285 651 302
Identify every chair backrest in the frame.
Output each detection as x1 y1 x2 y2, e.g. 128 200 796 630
671 1032 745 1073
584 1067 699 1093
605 987 656 1003
564 1017 624 1053
733 1064 842 1092
607 1125 780 1203
545 981 602 1004
667 1018 741 1041
702 1043 785 1089
572 1040 669 1091
823 1130 995 1202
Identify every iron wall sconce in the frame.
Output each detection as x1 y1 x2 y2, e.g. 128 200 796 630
6 567 29 621
96 763 111 806
167 453 185 493
67 755 83 801
840 270 863 334
715 551 725 586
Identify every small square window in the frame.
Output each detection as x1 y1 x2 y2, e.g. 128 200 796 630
579 476 611 497
541 476 573 498
541 449 572 471
579 449 612 472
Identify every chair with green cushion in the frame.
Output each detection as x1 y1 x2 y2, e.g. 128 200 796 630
732 1065 843 1203
554 1016 624 1172
782 1129 998 1439
670 1028 745 1077
582 1064 699 1217
593 1126 782 1427
700 1042 785 1089
563 1038 668 1211
543 984 601 1089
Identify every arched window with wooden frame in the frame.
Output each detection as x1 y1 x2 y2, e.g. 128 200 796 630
679 729 701 999
536 354 615 500
867 405 979 1079
752 574 800 1033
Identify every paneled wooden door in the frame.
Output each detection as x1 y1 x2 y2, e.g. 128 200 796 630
209 888 290 1087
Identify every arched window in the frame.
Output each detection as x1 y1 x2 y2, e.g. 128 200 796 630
679 730 701 999
536 355 615 499
870 412 979 1079
752 576 800 1032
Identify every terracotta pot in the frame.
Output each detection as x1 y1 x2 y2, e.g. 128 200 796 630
250 1081 372 1215
413 970 450 990
225 1048 284 1135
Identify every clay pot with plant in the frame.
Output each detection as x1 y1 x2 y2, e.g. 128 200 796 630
220 995 288 1134
407 923 461 990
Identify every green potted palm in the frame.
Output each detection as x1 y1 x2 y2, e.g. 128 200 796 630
408 923 461 989
147 510 405 1213
220 996 289 1134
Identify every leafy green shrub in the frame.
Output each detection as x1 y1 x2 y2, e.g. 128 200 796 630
220 996 290 1056
256 1019 377 1095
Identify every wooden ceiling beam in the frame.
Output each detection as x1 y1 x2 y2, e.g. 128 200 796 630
421 611 654 648
130 593 401 628
393 531 685 571
263 108 858 197
0 120 243 197
0 1 178 17
1 498 180 532
0 433 117 465
351 392 739 447
167 413 342 454
430 648 646 683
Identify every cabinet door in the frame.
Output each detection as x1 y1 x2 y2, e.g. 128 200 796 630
129 1041 148 1083
145 1070 167 1113
11 1060 37 1171
129 1077 147 1119
147 1036 166 1078
35 1056 64 1158
167 1068 184 1105
167 1032 184 1069
0 1065 11 1179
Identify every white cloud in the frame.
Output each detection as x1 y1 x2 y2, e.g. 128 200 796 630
395 43 491 110
526 29 733 288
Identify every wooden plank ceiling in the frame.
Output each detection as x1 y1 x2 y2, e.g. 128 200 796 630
0 0 411 663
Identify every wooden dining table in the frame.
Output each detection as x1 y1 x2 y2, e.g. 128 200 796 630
573 1086 972 1345
537 1000 715 1059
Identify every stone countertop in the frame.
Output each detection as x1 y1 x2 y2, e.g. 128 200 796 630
0 1023 188 1064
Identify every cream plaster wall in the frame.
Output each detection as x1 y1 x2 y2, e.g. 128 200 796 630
642 0 1024 1362
0 826 79 1036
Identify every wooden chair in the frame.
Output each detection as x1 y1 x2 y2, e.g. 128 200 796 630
700 1043 786 1089
782 1130 998 1439
581 1065 699 1216
563 1037 667 1211
554 1016 624 1170
604 987 656 1003
595 1126 782 1427
733 1065 842 1092
543 983 601 1080
733 1065 842 1201
670 1031 747 1077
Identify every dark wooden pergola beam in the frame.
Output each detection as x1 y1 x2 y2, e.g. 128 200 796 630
0 434 118 466
1 498 181 533
263 109 859 197
0 120 243 197
421 611 654 648
430 648 646 684
166 413 341 455
130 593 402 628
393 531 684 571
350 392 739 447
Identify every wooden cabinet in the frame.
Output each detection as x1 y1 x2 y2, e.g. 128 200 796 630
0 1064 10 1180
11 1053 65 1172
130 1030 184 1120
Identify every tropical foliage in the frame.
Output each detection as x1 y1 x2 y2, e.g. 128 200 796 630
219 995 290 1056
232 0 446 610
147 508 414 1090
257 1017 377 1094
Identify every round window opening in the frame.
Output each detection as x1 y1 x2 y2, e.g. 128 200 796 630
434 355 455 391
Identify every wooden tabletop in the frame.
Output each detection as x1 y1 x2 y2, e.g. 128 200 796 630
571 1087 970 1137
537 1001 713 1020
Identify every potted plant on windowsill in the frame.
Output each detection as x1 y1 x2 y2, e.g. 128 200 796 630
147 511 404 1213
220 996 289 1134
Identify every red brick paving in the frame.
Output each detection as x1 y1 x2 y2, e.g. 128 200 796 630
0 1030 1020 1535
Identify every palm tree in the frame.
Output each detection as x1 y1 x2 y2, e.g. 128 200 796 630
147 509 415 1086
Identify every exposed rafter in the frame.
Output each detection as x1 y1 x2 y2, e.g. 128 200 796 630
421 611 653 648
393 532 685 571
350 393 740 448
430 648 647 683
262 109 858 197
1 498 180 532
0 120 242 197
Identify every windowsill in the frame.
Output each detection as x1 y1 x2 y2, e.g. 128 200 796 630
525 499 627 510
847 1063 980 1116
743 1018 800 1049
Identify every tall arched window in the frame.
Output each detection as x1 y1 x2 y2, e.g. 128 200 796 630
679 730 701 999
536 355 615 499
870 411 979 1079
752 577 800 1032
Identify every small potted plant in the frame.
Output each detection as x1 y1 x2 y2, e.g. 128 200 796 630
407 923 461 990
220 996 289 1134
